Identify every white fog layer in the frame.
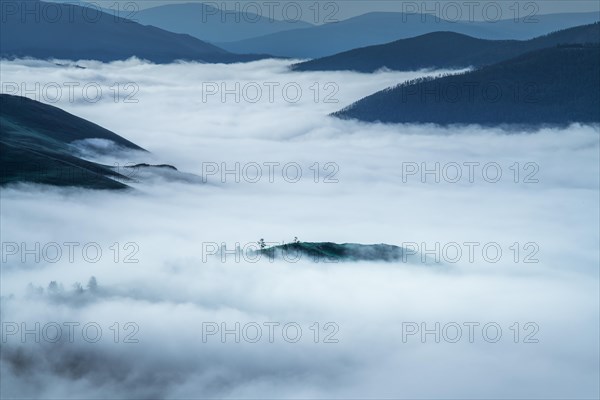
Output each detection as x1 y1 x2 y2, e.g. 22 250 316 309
1 58 599 399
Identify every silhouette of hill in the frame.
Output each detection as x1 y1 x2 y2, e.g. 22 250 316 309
333 45 600 126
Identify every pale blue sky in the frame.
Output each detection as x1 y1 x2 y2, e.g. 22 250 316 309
56 0 600 23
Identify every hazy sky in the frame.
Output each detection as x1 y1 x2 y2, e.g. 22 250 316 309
55 0 600 23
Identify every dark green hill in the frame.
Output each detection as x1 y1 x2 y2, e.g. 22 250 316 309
0 95 145 150
333 45 600 126
1 95 145 189
257 242 410 263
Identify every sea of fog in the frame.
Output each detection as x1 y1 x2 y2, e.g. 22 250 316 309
1 58 599 399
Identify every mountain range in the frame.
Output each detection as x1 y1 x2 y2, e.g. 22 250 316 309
292 23 600 72
216 11 600 58
0 0 268 63
133 2 313 43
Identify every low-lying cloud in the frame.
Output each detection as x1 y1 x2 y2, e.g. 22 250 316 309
1 57 598 399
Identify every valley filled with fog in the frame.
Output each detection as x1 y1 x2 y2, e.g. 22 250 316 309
1 58 599 398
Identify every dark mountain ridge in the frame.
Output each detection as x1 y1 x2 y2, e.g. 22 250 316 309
292 22 600 72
